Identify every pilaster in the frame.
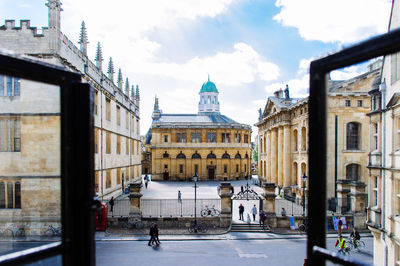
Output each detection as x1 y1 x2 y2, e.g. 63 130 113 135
219 182 233 227
129 181 143 219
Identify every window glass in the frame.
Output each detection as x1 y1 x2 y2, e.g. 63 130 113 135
0 75 3 96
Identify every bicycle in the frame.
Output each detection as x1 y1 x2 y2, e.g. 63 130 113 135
45 225 62 236
121 218 144 229
347 237 365 251
201 205 220 217
337 246 350 256
188 221 207 233
4 224 26 237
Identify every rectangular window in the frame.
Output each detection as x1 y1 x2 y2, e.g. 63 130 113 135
137 141 139 155
117 135 121 154
224 165 227 174
244 134 249 143
126 137 129 155
226 133 230 143
0 181 21 209
117 168 121 185
106 170 111 188
391 52 400 84
192 133 201 143
345 100 351 107
396 179 400 216
357 100 363 107
177 133 185 143
179 164 183 174
6 76 12 96
235 133 241 143
373 176 378 207
236 164 239 172
106 98 111 121
106 132 111 154
136 119 139 134
95 172 99 193
131 139 134 154
0 117 21 152
164 164 168 170
94 90 98 115
116 106 121 126
164 135 168 143
95 128 99 153
207 132 216 143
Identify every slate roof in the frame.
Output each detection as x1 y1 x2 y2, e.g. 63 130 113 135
153 113 238 124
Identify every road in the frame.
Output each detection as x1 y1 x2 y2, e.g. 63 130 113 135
96 236 373 266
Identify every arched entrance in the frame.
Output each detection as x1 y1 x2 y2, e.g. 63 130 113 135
207 165 215 180
231 183 262 222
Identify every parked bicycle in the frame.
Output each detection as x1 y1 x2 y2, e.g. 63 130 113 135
201 205 220 217
4 224 26 237
188 221 207 233
45 225 62 236
347 237 365 251
121 218 144 229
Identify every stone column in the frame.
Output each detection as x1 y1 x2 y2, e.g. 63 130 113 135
278 126 284 187
350 182 367 229
271 129 278 184
129 181 143 219
283 125 291 187
336 180 350 215
266 130 271 181
262 182 277 227
219 182 233 228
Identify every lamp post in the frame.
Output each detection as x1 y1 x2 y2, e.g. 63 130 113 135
193 172 198 232
302 173 307 226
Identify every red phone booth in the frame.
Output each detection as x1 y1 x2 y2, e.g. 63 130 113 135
96 202 107 231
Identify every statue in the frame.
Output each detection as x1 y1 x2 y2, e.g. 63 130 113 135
284 84 290 99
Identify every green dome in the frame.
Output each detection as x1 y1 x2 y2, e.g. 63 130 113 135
200 79 218 93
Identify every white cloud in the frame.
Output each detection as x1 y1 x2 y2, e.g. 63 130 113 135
330 65 364 80
274 0 392 43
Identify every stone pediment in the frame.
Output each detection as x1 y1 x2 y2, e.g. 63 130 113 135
262 98 281 118
386 92 400 109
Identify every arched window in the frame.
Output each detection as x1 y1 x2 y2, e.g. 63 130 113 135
244 153 249 159
346 164 360 181
293 162 298 184
301 127 307 151
163 151 169 158
214 96 217 104
192 152 201 159
347 122 360 150
222 152 230 159
177 152 186 159
207 152 216 159
235 152 241 159
293 129 298 151
208 96 211 104
260 138 263 153
260 160 263 177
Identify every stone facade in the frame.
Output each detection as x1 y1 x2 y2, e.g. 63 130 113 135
0 0 141 234
149 80 252 181
367 1 400 264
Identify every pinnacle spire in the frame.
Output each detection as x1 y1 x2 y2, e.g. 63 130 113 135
78 21 89 55
135 85 140 102
208 73 210 82
131 85 135 102
125 78 130 96
107 57 114 82
95 42 103 71
117 68 123 89
153 95 159 111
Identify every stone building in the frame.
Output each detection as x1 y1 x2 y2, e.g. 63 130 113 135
366 1 400 264
0 0 141 233
149 78 252 181
256 64 380 210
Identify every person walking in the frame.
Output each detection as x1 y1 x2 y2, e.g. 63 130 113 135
154 224 160 246
259 210 267 229
251 204 257 222
108 196 114 217
239 204 244 221
148 223 157 246
178 190 182 203
281 208 287 217
121 175 125 193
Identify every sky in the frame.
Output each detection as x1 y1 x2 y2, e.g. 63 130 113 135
0 0 393 137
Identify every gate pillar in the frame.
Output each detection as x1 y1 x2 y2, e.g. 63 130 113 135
219 182 233 228
262 182 277 227
129 181 143 219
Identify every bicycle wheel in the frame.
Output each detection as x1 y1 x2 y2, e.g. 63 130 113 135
121 221 130 229
212 209 220 216
135 221 144 229
357 240 365 249
347 241 354 251
201 210 208 217
298 224 306 232
188 226 194 233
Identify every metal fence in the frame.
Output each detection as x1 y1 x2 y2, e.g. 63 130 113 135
102 199 130 217
275 198 307 217
141 199 221 218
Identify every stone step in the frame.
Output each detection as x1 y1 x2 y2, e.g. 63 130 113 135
231 223 271 232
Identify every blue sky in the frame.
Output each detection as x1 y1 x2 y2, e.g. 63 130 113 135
0 0 392 136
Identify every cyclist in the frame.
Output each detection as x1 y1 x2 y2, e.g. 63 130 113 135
334 235 349 255
350 227 361 248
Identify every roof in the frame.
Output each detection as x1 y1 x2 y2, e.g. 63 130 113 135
200 80 218 93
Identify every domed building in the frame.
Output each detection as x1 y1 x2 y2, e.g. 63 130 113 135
148 78 252 181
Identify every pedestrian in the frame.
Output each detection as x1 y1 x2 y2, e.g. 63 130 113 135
239 203 244 221
121 174 124 193
148 223 157 246
108 196 114 216
178 190 182 203
241 185 244 193
281 208 287 217
337 219 343 236
259 210 267 229
154 224 160 246
251 204 257 221
145 179 148 189
231 185 234 194
217 185 220 194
